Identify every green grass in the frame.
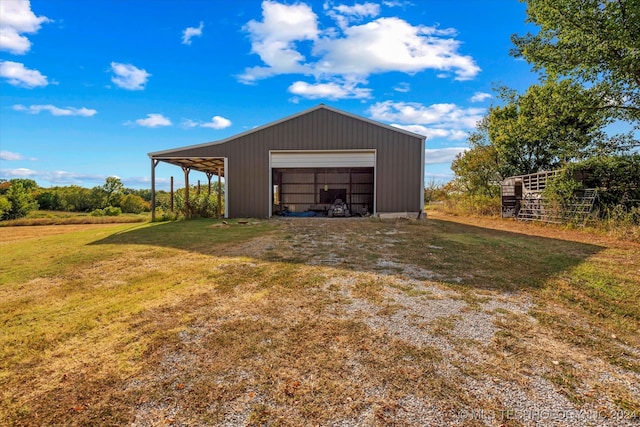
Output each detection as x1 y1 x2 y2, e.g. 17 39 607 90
1 216 639 425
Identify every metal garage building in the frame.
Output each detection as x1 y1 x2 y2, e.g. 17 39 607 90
148 104 426 219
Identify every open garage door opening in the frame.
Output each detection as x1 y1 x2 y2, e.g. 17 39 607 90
272 167 374 217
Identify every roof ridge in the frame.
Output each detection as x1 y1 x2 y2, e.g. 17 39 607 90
148 104 425 157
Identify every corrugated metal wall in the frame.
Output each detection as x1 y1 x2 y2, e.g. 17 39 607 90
160 107 423 218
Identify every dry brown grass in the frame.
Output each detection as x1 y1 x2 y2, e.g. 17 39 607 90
1 216 639 426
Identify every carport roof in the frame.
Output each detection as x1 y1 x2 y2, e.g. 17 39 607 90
150 156 225 176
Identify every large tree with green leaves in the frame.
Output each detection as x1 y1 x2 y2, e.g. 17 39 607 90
451 116 503 197
1 180 39 220
488 80 621 176
511 0 640 125
102 176 124 207
452 80 620 193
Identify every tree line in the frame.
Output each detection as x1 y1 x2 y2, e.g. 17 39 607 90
452 0 639 215
0 177 224 221
0 177 153 220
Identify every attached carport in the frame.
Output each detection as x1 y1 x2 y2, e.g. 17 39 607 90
149 156 228 220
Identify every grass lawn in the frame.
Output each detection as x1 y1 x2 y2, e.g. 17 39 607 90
0 210 148 227
1 215 638 426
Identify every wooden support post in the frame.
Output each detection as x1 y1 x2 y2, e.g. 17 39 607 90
197 180 201 196
151 159 159 221
206 173 213 196
170 176 174 212
182 167 191 218
217 167 222 219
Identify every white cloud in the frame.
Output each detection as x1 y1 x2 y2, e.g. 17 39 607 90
202 116 232 129
336 3 379 16
182 119 198 128
110 62 151 90
314 17 479 80
391 124 452 139
424 171 455 181
470 91 492 102
0 167 37 177
368 101 484 128
239 1 319 83
134 114 172 128
240 1 480 97
327 2 380 29
393 82 410 93
382 1 410 7
0 0 50 55
288 79 371 100
0 168 107 185
370 100 483 143
182 21 204 45
424 147 468 164
13 104 97 116
0 167 173 189
0 60 47 87
391 124 469 140
0 150 24 161
182 115 232 129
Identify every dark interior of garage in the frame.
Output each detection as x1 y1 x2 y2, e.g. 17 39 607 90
272 167 374 216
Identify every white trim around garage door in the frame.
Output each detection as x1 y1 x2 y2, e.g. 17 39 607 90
270 150 375 168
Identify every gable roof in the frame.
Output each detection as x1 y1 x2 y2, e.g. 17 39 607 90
148 104 425 158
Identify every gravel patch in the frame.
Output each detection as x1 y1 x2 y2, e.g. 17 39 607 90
124 219 639 426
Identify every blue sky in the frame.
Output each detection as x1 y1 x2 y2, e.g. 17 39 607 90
1 0 541 190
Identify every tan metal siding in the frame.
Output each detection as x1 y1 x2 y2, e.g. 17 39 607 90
159 107 423 217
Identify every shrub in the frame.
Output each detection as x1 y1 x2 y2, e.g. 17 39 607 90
120 194 149 214
442 194 501 216
544 155 640 223
174 188 222 219
152 209 180 222
90 206 122 217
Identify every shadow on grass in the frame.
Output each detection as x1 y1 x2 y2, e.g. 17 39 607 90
90 219 274 250
403 218 605 291
90 217 605 291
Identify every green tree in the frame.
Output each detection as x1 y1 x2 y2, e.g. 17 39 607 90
120 194 149 213
0 196 11 219
3 181 39 219
488 81 617 177
451 116 504 197
451 80 631 194
511 0 640 125
59 185 93 212
89 186 108 210
36 189 63 211
8 179 39 193
128 188 153 202
102 176 124 207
